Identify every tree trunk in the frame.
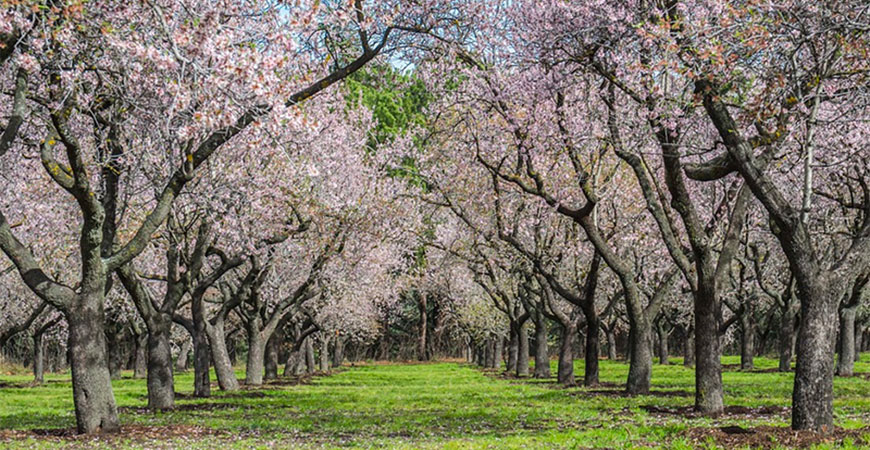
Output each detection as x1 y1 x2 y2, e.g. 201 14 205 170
694 284 724 414
557 323 575 385
205 319 239 391
67 302 121 433
333 336 344 367
656 321 669 365
626 317 653 394
176 337 192 372
506 326 518 373
584 317 600 386
264 329 281 381
533 316 550 378
191 293 211 397
483 339 493 368
493 335 504 370
106 328 124 380
418 292 429 361
854 323 863 362
606 327 617 361
319 335 330 372
516 323 530 377
304 337 315 374
33 332 45 384
837 306 857 377
740 314 755 371
245 329 266 385
792 281 839 432
146 321 175 410
684 327 695 367
779 306 796 372
283 348 301 377
133 332 147 379
192 325 210 397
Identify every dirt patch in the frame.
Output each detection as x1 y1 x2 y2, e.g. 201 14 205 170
683 425 870 449
641 404 789 418
0 424 221 443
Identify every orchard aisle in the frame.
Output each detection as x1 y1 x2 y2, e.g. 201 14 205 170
1 358 870 449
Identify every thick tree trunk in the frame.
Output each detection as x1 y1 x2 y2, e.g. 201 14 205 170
246 330 266 385
67 302 121 434
740 315 755 371
176 338 192 372
533 316 550 378
483 339 494 368
855 323 863 362
33 332 45 384
626 318 653 394
557 323 575 385
319 335 330 372
146 321 175 410
205 320 239 391
792 281 838 432
516 323 530 377
694 284 724 414
584 318 600 386
506 326 518 373
837 306 857 377
779 307 796 372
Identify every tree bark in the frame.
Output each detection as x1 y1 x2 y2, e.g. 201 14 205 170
146 321 175 410
506 326 518 373
418 292 429 361
656 320 669 365
684 327 695 367
606 327 617 361
740 313 755 371
516 322 530 377
493 335 504 369
33 331 45 384
176 338 192 372
837 306 857 376
584 317 600 385
557 323 575 385
533 315 550 378
67 302 121 434
694 282 724 413
626 316 653 394
792 280 839 431
779 307 796 372
246 328 266 385
205 319 239 391
333 336 344 367
304 337 315 374
133 331 147 379
319 335 330 372
264 331 280 381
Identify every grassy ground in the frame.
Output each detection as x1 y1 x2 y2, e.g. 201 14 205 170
1 356 870 449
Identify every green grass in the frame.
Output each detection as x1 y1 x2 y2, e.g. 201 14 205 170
2 356 870 448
